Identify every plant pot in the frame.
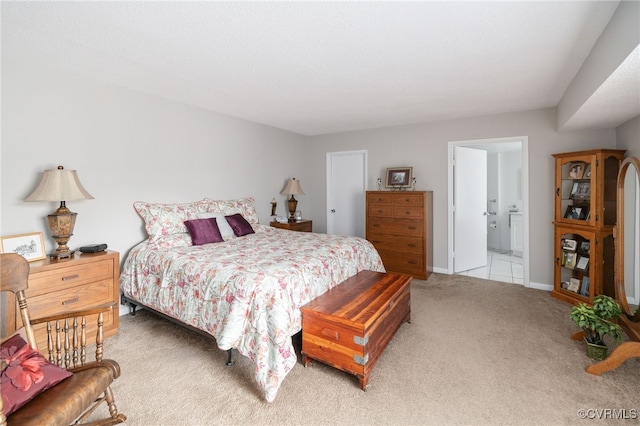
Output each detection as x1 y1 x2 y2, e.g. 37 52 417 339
584 339 608 360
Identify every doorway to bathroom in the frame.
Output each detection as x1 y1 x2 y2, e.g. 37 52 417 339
447 136 530 286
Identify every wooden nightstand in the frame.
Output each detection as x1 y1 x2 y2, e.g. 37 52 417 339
1 250 120 349
270 220 312 232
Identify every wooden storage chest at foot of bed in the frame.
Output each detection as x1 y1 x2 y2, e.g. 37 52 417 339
301 270 411 390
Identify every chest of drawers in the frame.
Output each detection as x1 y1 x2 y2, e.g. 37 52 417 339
366 191 433 280
1 250 120 350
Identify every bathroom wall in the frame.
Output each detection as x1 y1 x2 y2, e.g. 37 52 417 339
487 150 522 252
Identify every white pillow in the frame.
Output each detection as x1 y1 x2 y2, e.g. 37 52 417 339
197 212 235 239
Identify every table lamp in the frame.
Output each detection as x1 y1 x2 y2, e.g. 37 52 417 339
26 166 94 258
281 178 305 222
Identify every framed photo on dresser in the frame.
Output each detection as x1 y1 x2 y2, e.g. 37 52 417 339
385 167 413 189
0 232 46 262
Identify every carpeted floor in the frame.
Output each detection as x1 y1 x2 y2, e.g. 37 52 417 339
93 273 639 425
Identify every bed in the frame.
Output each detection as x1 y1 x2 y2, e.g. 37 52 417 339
119 197 385 402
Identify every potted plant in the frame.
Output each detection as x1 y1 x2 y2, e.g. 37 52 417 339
569 295 624 360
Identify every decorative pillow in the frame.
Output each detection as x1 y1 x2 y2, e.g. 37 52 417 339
184 218 224 246
196 212 235 240
1 334 73 417
204 197 259 225
133 199 210 241
225 213 255 237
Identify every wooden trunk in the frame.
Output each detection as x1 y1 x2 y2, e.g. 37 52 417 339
301 271 411 390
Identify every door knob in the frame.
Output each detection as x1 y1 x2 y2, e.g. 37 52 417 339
331 209 336 213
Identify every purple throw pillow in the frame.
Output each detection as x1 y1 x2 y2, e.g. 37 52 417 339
184 218 224 245
1 334 73 417
225 213 255 237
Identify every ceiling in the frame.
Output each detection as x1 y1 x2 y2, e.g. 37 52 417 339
1 1 635 136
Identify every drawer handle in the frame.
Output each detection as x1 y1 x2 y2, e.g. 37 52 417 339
407 244 416 247
408 261 417 265
408 226 416 230
322 328 339 340
62 274 79 281
373 224 380 227
377 210 383 214
62 297 79 305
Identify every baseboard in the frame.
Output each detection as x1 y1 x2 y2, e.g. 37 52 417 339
526 281 553 291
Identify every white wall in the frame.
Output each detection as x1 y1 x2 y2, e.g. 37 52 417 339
306 108 616 286
616 115 640 158
1 60 307 259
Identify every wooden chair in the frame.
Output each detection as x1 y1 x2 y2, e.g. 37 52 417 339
0 253 126 425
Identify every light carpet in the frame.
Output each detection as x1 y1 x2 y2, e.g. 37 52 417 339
92 273 639 425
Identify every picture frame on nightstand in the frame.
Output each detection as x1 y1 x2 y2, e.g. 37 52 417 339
0 232 46 262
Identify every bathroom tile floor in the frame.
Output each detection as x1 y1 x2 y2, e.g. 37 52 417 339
457 250 524 284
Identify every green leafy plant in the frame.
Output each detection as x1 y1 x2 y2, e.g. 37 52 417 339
569 295 623 345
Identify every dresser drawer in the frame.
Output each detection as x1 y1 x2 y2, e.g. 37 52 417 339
366 193 395 205
26 280 113 319
394 194 424 207
367 204 394 218
393 206 423 219
367 233 423 254
377 249 424 274
368 217 424 236
28 259 113 297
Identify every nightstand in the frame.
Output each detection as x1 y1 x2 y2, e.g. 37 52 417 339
270 220 312 232
1 250 120 349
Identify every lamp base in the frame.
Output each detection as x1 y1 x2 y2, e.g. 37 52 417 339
287 195 298 222
47 203 77 260
50 249 76 259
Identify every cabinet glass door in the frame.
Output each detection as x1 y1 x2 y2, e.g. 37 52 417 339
556 155 594 226
556 230 592 302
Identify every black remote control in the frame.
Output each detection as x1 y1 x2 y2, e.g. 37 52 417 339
79 244 108 253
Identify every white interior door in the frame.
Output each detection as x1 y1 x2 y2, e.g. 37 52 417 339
454 146 488 272
326 151 367 237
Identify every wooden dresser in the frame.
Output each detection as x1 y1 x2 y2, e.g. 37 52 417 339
366 191 433 280
1 250 120 350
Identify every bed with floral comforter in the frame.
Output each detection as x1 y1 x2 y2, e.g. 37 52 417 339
120 198 384 402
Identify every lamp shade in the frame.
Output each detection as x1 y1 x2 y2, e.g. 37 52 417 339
26 166 94 202
281 178 305 196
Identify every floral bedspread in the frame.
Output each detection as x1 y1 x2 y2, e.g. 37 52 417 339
120 224 384 402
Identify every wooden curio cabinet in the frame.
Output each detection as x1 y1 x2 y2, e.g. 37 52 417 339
551 149 625 305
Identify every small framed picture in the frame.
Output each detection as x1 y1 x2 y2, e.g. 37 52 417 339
576 256 589 272
385 167 413 189
566 162 585 179
580 277 590 297
571 182 591 199
579 241 590 253
0 232 46 262
561 238 577 251
564 205 587 220
563 251 577 269
568 277 581 293
584 164 591 179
